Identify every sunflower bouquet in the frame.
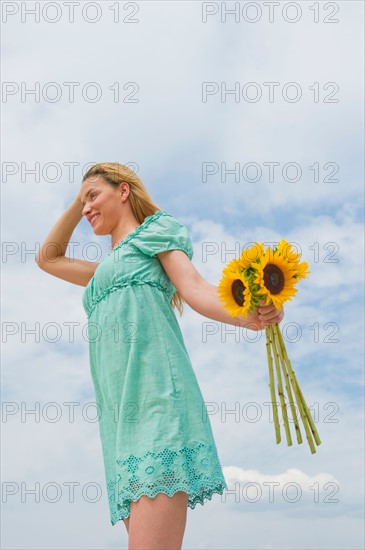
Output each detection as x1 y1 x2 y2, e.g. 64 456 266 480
218 240 321 454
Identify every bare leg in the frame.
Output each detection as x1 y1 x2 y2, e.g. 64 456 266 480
123 517 130 534
128 491 189 549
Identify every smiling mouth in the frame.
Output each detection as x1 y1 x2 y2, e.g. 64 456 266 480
90 214 100 226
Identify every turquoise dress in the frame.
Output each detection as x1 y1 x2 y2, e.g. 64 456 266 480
82 210 227 526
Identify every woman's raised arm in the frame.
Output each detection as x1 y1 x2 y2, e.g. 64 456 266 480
35 193 100 287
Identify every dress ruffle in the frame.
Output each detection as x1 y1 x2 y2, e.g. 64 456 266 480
85 278 173 319
108 442 227 525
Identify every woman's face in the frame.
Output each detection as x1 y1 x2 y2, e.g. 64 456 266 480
80 176 124 235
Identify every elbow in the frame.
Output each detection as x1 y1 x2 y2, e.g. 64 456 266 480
36 259 47 272
35 249 47 269
35 252 43 268
35 250 50 271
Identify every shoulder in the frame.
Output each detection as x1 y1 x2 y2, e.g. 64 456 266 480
132 210 193 260
142 210 192 237
145 210 188 229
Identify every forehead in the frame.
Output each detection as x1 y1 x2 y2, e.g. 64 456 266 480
81 176 106 197
82 174 105 188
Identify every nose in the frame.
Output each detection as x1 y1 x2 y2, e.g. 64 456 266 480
82 203 91 217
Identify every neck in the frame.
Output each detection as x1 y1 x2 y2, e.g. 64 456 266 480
111 211 140 249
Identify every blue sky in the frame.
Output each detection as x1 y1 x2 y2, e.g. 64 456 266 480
2 1 364 549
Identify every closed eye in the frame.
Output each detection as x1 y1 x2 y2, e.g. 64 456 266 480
81 190 98 206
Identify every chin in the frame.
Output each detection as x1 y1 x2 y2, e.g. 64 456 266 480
93 226 108 236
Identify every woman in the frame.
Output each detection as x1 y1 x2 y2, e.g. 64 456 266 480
35 162 284 549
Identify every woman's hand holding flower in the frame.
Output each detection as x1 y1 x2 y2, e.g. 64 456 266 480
247 299 284 331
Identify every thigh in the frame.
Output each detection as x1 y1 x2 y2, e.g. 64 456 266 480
123 517 130 533
128 491 189 549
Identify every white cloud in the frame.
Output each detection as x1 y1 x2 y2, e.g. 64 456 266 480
223 466 339 488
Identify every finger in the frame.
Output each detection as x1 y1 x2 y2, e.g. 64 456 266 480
250 319 266 331
259 311 283 325
259 304 284 317
258 304 276 314
259 309 281 321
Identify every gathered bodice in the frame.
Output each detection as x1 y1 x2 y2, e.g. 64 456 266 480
82 210 193 319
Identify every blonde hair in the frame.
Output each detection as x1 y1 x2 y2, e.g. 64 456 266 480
82 162 186 316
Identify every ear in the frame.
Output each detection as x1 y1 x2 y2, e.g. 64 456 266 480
119 181 130 197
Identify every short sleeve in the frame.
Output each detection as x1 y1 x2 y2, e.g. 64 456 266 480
132 211 193 260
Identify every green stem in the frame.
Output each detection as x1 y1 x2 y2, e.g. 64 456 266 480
276 326 320 454
291 370 322 447
272 324 302 444
265 328 281 444
269 326 292 447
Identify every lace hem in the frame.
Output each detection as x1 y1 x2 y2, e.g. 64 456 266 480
107 442 228 526
111 479 227 526
86 278 173 318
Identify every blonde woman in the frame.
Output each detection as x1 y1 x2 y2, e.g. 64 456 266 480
36 162 284 549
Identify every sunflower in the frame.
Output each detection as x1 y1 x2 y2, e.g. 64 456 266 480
254 248 298 309
276 239 302 263
275 239 310 280
293 260 310 280
222 257 243 276
218 269 253 318
239 241 265 269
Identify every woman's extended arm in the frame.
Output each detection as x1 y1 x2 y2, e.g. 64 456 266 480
35 193 100 287
157 249 284 331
